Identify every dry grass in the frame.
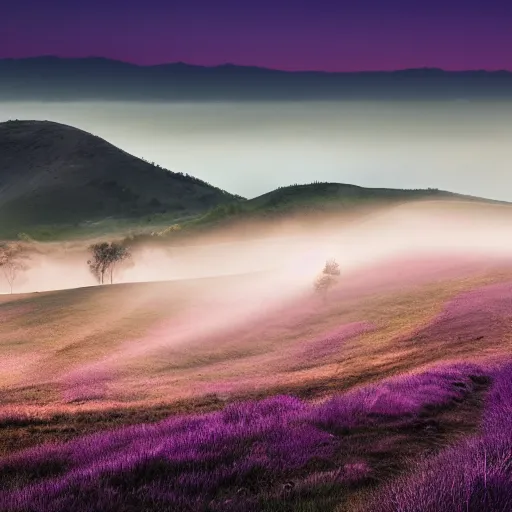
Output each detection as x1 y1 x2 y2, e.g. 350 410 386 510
1 256 512 512
1 261 512 415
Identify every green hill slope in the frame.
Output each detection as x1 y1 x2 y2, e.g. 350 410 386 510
0 120 239 237
245 182 454 211
184 181 504 232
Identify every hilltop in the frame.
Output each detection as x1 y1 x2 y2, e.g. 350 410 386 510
178 181 506 236
1 57 512 101
192 182 454 224
0 120 238 237
0 120 509 241
246 182 457 211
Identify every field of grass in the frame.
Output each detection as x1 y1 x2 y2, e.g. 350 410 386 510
1 255 512 510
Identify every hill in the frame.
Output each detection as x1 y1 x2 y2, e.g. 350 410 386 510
2 256 512 510
0 120 238 237
1 256 510 412
174 182 506 237
245 182 457 211
1 57 512 101
0 120 508 241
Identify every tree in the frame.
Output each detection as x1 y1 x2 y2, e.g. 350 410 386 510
0 242 29 294
314 258 340 301
88 243 109 285
107 243 131 284
87 242 131 285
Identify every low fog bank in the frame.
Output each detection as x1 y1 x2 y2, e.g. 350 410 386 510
4 201 512 397
4 200 512 296
2 100 512 201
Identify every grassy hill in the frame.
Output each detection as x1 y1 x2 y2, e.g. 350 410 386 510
157 182 504 240
2 259 512 510
1 258 510 414
245 182 454 211
1 120 507 242
0 120 239 238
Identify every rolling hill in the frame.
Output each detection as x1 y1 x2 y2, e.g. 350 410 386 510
0 120 238 236
2 255 512 510
245 182 455 210
1 120 508 241
180 181 507 235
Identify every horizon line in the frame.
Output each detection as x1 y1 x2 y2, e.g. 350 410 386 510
1 55 512 74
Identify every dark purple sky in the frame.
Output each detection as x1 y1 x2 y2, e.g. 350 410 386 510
2 0 512 71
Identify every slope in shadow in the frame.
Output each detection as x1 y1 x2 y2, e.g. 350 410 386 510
0 120 238 231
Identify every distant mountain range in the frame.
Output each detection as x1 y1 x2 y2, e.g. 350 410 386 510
1 57 512 101
1 120 507 240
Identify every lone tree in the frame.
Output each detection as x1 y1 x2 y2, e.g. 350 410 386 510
88 242 131 285
314 258 341 301
0 242 29 294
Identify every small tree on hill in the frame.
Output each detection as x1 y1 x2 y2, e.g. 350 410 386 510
88 242 131 285
314 258 341 301
0 242 29 294
88 243 109 285
107 243 131 284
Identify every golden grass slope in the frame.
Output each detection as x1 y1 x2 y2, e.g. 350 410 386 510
1 255 512 417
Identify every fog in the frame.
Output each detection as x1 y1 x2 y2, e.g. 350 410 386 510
4 200 512 297
5 201 512 399
1 100 512 201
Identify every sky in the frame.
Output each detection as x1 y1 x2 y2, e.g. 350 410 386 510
2 0 512 71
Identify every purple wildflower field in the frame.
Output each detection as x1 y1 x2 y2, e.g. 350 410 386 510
403 281 512 353
289 321 374 369
366 364 512 512
0 363 491 512
3 272 512 511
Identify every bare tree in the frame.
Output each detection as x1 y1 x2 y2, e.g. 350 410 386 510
88 242 131 285
0 242 29 294
314 258 341 301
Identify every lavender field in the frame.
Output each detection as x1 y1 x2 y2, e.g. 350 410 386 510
2 262 512 511
0 363 497 511
367 364 512 512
